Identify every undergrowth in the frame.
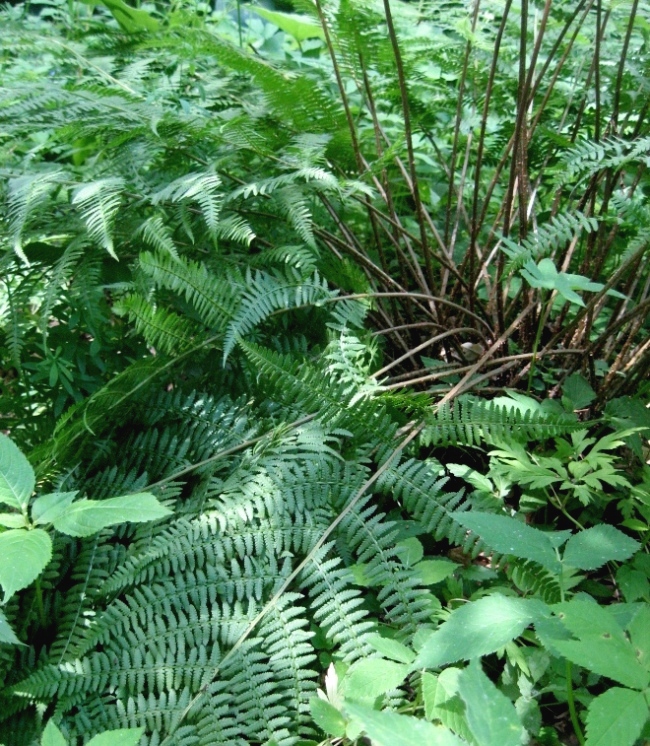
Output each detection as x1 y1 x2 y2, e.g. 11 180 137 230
0 0 649 744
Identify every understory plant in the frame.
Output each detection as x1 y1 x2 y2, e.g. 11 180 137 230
0 0 649 744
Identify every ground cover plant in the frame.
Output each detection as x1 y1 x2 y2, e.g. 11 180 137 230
0 0 649 744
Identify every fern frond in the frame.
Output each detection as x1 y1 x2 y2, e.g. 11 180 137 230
378 458 486 556
421 395 582 448
136 214 180 260
72 178 125 260
500 211 599 273
223 269 335 361
115 295 200 356
151 171 223 241
6 171 65 263
138 251 239 331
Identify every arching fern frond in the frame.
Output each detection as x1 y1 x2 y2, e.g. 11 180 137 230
72 178 125 261
223 269 335 361
6 171 65 264
421 395 582 448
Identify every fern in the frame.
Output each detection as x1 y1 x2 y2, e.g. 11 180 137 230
6 171 65 264
420 395 583 448
223 268 335 360
72 178 125 260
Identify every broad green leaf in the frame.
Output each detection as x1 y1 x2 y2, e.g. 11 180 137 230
562 525 640 570
0 528 52 601
539 599 649 688
414 559 457 585
550 637 649 690
552 599 626 640
86 728 145 746
344 702 464 746
584 688 648 746
31 491 78 526
249 7 325 41
0 513 27 529
41 721 67 746
520 258 608 306
0 609 22 646
309 698 346 737
395 537 424 566
52 493 172 537
80 0 158 32
627 605 650 671
0 434 35 511
452 512 560 571
367 634 415 664
341 658 408 702
413 595 547 670
447 463 493 493
616 565 650 602
458 660 524 746
562 373 596 409
422 669 474 742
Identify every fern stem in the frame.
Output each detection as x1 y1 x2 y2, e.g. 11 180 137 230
381 0 435 293
141 413 317 494
158 423 423 745
527 290 547 392
566 661 586 746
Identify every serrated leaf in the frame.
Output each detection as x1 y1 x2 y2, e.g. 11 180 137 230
341 658 408 703
453 512 560 571
0 434 35 511
41 721 67 746
344 702 464 746
0 608 22 646
52 493 172 537
628 605 650 671
447 463 493 492
584 688 648 746
550 637 649 689
562 525 640 570
458 660 524 746
86 728 145 746
309 698 346 737
422 669 474 742
0 528 52 601
413 595 547 670
31 491 78 526
563 374 596 409
367 635 415 664
0 513 28 529
552 599 626 640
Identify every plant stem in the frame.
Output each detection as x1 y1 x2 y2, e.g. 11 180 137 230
566 661 585 746
527 290 547 392
34 576 46 628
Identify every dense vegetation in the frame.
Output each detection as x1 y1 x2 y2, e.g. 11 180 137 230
0 0 649 744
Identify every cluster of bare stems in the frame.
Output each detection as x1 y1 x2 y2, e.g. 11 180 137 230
310 0 649 405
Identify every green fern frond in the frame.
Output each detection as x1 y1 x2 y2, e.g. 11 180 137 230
500 211 599 272
151 171 223 241
421 395 582 448
138 251 239 331
72 178 125 260
378 458 486 556
223 269 335 361
136 214 180 260
115 295 200 356
6 171 65 264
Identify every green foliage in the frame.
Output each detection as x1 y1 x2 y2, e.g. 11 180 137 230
0 0 649 745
